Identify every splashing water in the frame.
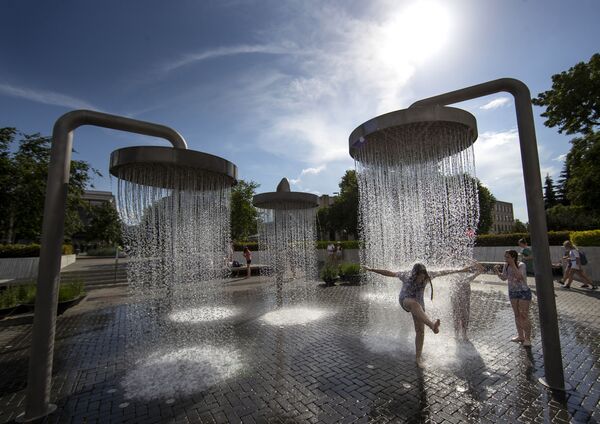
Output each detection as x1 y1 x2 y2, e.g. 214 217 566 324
354 122 479 270
257 204 318 283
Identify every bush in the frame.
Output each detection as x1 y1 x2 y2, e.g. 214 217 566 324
58 281 85 302
0 244 74 258
475 231 571 246
233 242 258 251
0 286 19 308
570 230 600 246
9 281 85 305
339 263 362 277
316 240 362 249
319 264 339 282
85 247 118 256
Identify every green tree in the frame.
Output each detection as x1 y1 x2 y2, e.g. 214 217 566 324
564 132 600 210
543 174 558 209
84 202 123 246
0 129 97 243
513 219 528 233
555 163 570 206
476 180 496 234
546 204 600 231
328 170 359 238
230 179 259 241
532 53 600 135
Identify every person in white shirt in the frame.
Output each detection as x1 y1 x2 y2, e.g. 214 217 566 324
563 241 594 289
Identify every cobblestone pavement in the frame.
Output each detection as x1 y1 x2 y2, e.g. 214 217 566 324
0 276 599 424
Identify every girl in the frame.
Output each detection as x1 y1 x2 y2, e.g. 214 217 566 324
243 246 252 278
364 262 474 367
494 250 532 347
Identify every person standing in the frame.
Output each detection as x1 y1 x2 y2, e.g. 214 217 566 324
364 262 474 367
243 246 252 278
326 242 336 262
335 242 343 263
451 261 485 341
518 238 534 276
563 241 595 289
494 250 533 347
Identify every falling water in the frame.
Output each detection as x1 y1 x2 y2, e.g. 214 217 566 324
114 164 240 399
257 203 318 284
354 122 479 270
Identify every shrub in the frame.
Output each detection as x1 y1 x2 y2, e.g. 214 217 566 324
233 242 258 251
319 264 339 282
17 284 37 304
0 244 74 258
0 286 19 308
570 230 600 246
316 240 362 249
475 231 571 246
86 247 118 256
339 263 362 277
58 281 85 302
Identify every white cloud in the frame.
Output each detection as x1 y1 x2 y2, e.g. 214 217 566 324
210 1 454 167
300 165 326 176
160 44 292 74
0 83 98 110
553 153 567 162
480 97 510 110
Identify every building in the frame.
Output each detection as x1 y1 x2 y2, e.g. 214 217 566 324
491 200 515 233
82 190 114 208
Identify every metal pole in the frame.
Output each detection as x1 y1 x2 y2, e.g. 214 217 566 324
411 78 565 390
19 110 188 422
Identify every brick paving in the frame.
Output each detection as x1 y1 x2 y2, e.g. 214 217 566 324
0 276 599 423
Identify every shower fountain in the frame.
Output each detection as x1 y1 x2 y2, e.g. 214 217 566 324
19 110 237 422
350 78 565 391
253 178 319 288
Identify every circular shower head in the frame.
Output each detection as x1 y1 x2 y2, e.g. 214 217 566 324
253 178 319 210
109 146 237 188
348 105 477 162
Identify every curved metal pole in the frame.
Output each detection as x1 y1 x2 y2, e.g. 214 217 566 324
19 110 188 422
411 78 565 391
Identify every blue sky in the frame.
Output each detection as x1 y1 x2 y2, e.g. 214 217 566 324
1 0 598 222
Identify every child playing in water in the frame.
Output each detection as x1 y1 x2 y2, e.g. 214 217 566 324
451 261 485 341
363 262 475 367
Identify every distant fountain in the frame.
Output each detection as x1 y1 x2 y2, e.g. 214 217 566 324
253 178 319 284
349 106 479 271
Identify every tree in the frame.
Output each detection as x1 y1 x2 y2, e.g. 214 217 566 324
555 163 570 206
546 204 600 231
0 129 97 243
543 174 558 209
84 202 123 246
513 219 528 233
563 132 600 210
532 53 600 135
476 181 496 234
230 179 259 241
328 170 359 238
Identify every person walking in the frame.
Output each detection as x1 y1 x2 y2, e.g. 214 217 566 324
364 262 474 367
563 241 595 289
243 246 252 278
518 238 534 276
494 250 533 347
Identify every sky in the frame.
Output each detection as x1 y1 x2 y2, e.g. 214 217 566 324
1 0 599 222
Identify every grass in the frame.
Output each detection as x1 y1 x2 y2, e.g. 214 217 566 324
0 280 85 308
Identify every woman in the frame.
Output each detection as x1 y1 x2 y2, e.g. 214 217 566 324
494 250 532 347
364 262 474 367
243 246 252 278
563 241 594 289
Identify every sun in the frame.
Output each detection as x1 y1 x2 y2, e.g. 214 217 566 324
377 1 452 67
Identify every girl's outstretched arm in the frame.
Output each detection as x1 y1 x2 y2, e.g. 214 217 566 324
432 265 474 278
363 266 397 277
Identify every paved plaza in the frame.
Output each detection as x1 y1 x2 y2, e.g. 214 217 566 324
0 274 599 423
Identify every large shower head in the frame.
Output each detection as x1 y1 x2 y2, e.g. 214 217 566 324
253 178 318 210
349 105 477 162
109 146 237 188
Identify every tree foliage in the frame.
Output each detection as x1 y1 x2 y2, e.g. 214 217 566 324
230 179 259 241
543 174 558 209
546 204 600 231
0 128 97 243
327 170 359 238
564 132 600 210
532 53 600 135
512 219 528 233
84 202 123 246
476 181 496 234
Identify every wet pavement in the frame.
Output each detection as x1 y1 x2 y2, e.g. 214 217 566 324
0 275 599 423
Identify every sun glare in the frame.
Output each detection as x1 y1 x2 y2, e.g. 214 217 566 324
377 1 452 67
